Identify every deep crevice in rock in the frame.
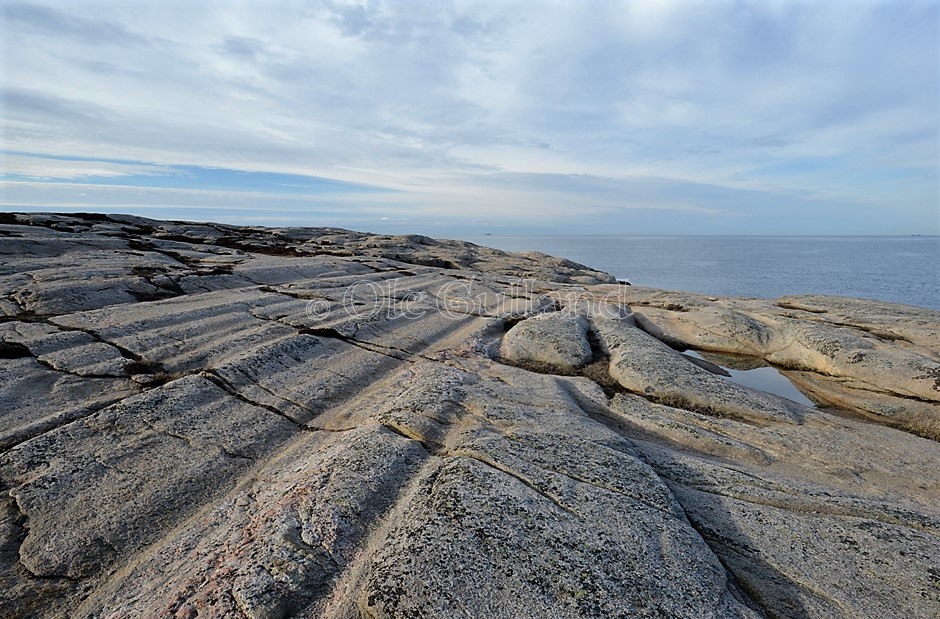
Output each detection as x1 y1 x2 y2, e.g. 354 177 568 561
298 326 415 362
203 370 315 433
0 341 32 359
631 312 692 351
0 338 130 380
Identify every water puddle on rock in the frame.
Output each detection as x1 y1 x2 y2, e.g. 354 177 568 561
683 349 817 408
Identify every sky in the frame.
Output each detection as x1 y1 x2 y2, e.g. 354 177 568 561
1 0 938 235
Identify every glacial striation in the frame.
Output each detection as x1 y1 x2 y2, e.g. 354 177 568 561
1 212 938 619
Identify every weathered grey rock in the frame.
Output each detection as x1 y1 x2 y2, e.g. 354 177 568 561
2 375 298 582
593 317 807 424
70 423 428 619
501 312 594 371
609 392 940 619
342 361 759 619
1 213 938 619
784 369 940 440
0 353 137 450
600 285 940 437
1 321 131 376
776 294 940 357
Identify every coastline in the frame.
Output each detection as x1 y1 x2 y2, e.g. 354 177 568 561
461 233 940 312
1 213 938 618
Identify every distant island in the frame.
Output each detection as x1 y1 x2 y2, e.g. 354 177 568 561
2 213 938 618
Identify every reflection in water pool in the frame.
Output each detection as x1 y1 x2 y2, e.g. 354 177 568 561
684 350 817 408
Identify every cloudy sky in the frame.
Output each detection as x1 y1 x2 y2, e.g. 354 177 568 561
1 0 937 235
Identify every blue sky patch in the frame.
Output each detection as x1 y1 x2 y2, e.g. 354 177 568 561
1 151 392 195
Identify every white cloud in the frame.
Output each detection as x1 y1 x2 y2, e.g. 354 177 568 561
0 154 168 179
1 0 937 233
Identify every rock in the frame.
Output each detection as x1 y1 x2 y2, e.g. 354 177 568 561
1 321 131 376
0 354 137 451
593 317 807 424
609 392 940 618
346 361 758 619
601 285 940 433
1 213 938 619
2 375 298 581
776 294 940 357
500 312 594 371
783 369 940 440
73 423 429 619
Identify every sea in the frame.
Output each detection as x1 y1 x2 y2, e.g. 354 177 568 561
461 235 940 311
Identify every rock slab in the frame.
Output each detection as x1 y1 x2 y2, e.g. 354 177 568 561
1 212 938 619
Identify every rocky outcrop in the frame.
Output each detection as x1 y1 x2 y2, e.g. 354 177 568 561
622 286 940 439
500 313 594 371
1 213 938 619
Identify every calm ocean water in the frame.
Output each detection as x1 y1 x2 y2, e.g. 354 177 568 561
461 235 940 311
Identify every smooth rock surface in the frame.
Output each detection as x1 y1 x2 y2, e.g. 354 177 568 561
1 213 938 619
500 312 594 371
615 285 940 440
